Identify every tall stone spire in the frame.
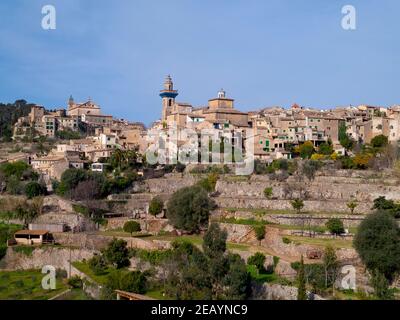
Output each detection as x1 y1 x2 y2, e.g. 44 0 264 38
68 95 74 109
160 75 179 122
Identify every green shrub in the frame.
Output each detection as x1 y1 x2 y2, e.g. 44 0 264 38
372 196 400 218
13 246 34 256
354 211 400 282
14 280 25 288
326 218 345 235
196 173 219 192
291 261 301 270
88 254 108 275
24 181 46 199
263 187 273 199
149 196 164 216
130 248 172 265
371 135 388 149
166 185 215 233
123 221 141 235
102 238 130 269
247 252 266 273
175 162 186 173
253 225 266 242
219 217 269 226
273 256 280 268
6 176 23 195
291 262 326 292
0 161 29 179
72 204 90 215
282 237 292 244
67 276 83 289
254 159 268 175
56 168 88 196
102 270 147 299
56 129 81 140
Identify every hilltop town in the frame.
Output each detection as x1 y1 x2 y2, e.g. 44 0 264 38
6 76 400 178
0 76 400 300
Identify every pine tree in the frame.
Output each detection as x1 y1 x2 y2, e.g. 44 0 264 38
297 256 307 300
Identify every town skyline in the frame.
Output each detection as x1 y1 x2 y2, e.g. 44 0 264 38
4 77 400 128
1 0 400 125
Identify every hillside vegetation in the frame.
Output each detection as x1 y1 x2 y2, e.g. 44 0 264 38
0 100 34 141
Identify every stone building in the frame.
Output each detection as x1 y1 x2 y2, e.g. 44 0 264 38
67 96 102 117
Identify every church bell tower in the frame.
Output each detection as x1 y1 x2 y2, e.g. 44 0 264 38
160 75 178 122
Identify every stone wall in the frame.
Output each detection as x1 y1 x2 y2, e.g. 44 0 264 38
35 213 97 232
70 265 102 299
214 197 371 214
218 222 359 263
214 172 400 214
105 217 174 234
0 247 94 274
43 196 74 213
144 174 199 194
120 237 172 251
218 223 258 245
251 283 298 300
251 283 324 300
214 209 366 228
53 233 111 250
265 214 365 228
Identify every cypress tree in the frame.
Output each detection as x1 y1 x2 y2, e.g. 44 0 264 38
297 256 307 300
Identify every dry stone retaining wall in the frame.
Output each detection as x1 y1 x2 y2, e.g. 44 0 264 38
144 174 198 194
214 209 366 228
53 233 111 250
35 213 97 232
216 179 400 203
0 247 94 274
105 218 173 234
214 197 371 214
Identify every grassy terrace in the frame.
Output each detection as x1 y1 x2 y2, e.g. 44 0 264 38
97 231 251 252
142 234 250 251
222 207 362 216
0 270 68 300
53 288 92 300
72 261 113 285
285 235 353 249
213 217 358 234
99 229 149 238
247 265 293 286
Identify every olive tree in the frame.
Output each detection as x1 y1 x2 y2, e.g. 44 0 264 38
354 211 400 283
166 185 215 233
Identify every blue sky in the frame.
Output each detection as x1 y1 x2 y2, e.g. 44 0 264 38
0 0 399 125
